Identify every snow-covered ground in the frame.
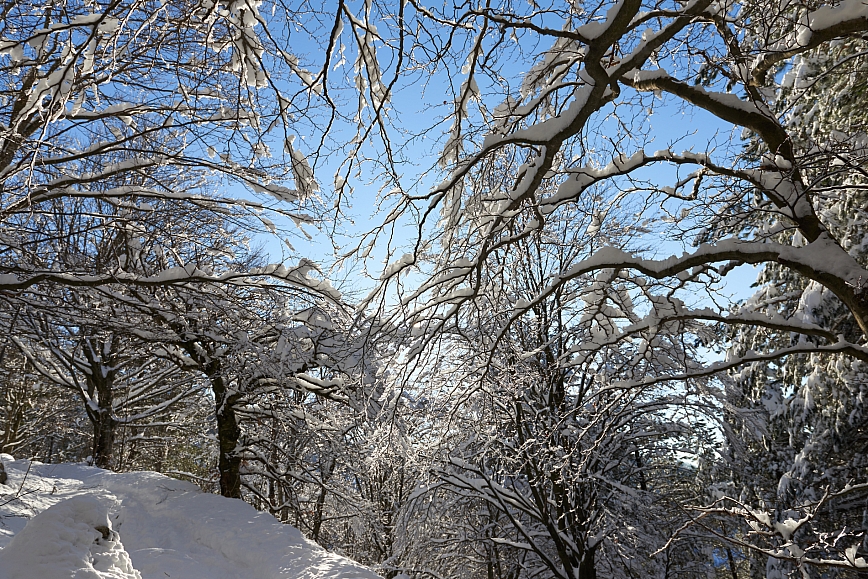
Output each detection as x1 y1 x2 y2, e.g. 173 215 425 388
0 456 379 579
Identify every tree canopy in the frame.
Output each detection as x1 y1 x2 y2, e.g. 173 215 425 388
2 0 868 577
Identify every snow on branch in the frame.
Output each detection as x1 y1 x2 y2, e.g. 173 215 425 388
751 0 868 85
0 260 341 301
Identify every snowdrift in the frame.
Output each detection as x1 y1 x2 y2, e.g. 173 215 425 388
0 456 379 579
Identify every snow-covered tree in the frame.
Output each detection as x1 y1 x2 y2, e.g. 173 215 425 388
5 0 868 575
354 0 868 574
0 334 69 459
108 223 364 498
387 204 725 578
12 307 198 470
708 26 868 579
0 0 343 293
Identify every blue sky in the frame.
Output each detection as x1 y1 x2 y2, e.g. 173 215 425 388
240 13 762 306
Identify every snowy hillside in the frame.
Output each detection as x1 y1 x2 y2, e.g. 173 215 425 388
0 456 379 579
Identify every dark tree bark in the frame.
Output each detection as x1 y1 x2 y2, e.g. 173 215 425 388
91 407 117 470
579 548 596 579
207 364 243 499
82 338 118 470
310 456 335 543
175 338 244 499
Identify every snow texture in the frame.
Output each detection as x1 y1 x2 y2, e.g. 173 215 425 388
0 457 379 579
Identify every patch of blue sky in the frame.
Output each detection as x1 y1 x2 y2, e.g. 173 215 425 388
240 4 760 309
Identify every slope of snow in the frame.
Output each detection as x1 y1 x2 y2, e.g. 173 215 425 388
0 456 379 579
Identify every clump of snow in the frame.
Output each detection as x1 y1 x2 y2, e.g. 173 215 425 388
0 495 138 579
0 458 379 579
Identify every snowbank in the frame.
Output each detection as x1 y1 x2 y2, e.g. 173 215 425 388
0 456 379 579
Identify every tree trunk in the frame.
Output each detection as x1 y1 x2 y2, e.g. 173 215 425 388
92 407 117 469
209 370 242 499
726 546 738 579
311 457 335 543
82 338 118 470
579 547 596 579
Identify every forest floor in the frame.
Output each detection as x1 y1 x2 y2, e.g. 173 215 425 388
0 456 378 579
